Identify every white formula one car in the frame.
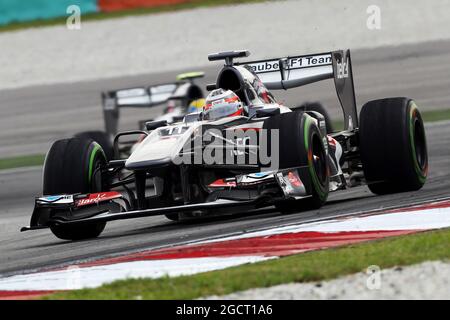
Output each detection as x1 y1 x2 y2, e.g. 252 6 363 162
22 50 428 241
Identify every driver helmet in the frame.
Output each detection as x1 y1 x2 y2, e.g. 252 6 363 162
203 89 244 121
187 98 206 113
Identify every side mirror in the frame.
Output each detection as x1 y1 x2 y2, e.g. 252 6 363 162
184 112 202 123
256 107 281 118
138 119 153 130
145 120 167 131
206 83 217 91
172 115 185 123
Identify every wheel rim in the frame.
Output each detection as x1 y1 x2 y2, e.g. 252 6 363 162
311 133 328 186
88 142 106 192
409 102 428 182
413 118 427 170
91 161 103 192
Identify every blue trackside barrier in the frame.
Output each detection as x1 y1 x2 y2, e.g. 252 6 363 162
0 0 98 26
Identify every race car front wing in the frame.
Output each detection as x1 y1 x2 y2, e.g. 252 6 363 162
21 167 312 231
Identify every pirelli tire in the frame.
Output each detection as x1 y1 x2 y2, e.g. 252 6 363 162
74 130 114 160
43 137 108 240
295 102 334 133
359 97 428 195
263 111 330 213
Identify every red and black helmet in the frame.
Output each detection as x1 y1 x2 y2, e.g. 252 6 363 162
203 89 244 120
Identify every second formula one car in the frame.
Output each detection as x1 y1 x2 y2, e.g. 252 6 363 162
75 72 206 159
22 49 428 241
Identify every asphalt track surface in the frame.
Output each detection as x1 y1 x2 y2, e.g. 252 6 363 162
0 41 450 277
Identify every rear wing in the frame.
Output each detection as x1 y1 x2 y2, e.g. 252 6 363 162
102 83 179 136
236 50 358 130
101 72 204 135
103 83 179 109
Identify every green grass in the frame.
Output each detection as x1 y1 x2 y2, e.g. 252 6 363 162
0 154 45 171
46 228 450 300
0 0 267 33
421 108 450 122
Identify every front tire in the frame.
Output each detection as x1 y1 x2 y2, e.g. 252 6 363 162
359 98 428 195
74 131 114 160
43 137 108 240
264 111 329 213
295 102 334 133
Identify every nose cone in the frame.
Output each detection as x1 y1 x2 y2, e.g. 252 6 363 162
125 136 178 170
125 125 196 170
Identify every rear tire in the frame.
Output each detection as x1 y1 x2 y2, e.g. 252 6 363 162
43 138 108 240
75 131 114 160
359 98 428 195
264 111 329 213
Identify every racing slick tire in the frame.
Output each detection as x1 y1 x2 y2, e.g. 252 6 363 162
43 138 108 240
295 102 334 133
75 130 114 160
264 111 329 213
359 97 428 195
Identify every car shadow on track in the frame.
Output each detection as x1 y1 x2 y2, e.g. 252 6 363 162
97 207 281 239
23 192 376 249
94 193 376 240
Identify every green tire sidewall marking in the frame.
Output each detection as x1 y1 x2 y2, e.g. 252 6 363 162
304 116 327 200
408 101 427 184
88 143 101 185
